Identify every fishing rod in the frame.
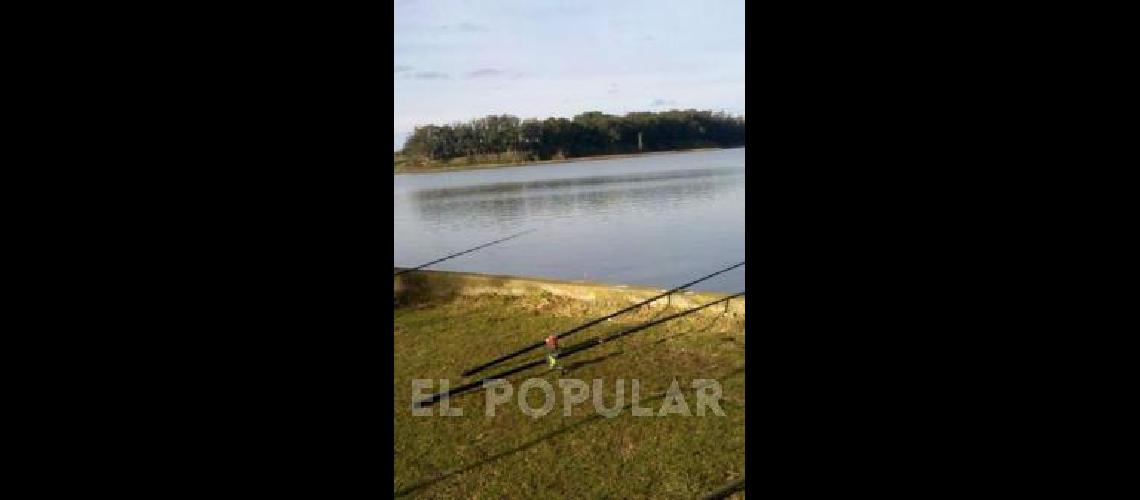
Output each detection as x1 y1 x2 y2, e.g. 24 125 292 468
416 291 744 408
556 292 744 359
699 477 745 500
460 261 745 377
394 229 536 277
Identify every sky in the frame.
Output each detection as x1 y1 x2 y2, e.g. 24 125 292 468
394 0 745 151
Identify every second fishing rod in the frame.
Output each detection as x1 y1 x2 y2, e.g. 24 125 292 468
394 229 536 277
418 291 745 408
461 260 744 377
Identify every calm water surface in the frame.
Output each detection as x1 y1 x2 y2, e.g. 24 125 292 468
393 148 744 292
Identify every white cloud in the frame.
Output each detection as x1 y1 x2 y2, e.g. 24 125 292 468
466 68 504 78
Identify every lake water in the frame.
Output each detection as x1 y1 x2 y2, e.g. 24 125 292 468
393 148 745 292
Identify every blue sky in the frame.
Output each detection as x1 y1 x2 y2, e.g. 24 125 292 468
394 0 745 151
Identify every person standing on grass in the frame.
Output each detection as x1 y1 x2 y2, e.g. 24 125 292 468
545 335 564 371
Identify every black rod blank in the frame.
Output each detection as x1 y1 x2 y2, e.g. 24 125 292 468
414 359 546 409
460 261 745 377
556 292 745 359
394 229 536 277
699 477 745 500
416 291 744 408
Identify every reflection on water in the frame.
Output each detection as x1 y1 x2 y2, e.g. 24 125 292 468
414 167 738 198
413 168 739 227
394 148 745 291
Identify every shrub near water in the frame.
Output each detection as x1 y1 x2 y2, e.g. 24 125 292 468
396 109 745 170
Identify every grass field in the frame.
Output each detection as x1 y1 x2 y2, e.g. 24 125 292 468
394 292 746 498
393 151 535 173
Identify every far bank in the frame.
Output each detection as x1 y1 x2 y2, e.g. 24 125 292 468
393 147 740 175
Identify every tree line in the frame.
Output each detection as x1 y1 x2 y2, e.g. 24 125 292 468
400 109 745 163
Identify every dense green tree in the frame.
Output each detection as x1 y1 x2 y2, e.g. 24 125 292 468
400 109 744 164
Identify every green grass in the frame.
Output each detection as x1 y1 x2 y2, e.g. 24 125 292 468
394 294 745 498
393 151 536 173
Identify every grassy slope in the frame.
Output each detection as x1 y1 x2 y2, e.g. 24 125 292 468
393 151 534 174
394 294 745 498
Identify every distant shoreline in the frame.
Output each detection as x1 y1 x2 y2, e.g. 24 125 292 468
393 146 743 175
